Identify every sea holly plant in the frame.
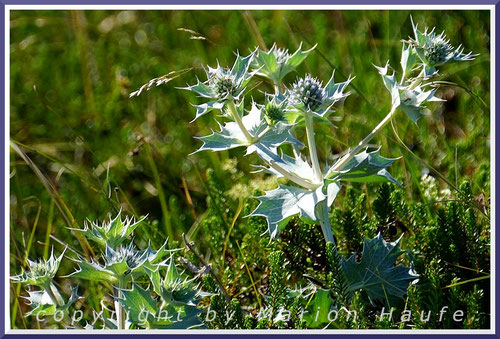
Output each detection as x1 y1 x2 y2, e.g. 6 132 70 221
178 20 477 303
11 212 206 329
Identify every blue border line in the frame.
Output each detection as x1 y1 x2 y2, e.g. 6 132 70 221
1 1 498 338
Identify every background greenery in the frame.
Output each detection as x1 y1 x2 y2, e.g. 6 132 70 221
10 10 490 329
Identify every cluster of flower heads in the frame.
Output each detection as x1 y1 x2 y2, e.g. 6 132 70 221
182 42 354 131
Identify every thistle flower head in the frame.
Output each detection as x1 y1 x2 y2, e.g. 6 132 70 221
209 69 238 99
181 51 258 121
423 35 453 66
105 243 142 268
286 71 353 119
68 240 174 284
264 103 284 125
290 74 326 111
11 248 66 287
273 47 290 65
409 17 478 76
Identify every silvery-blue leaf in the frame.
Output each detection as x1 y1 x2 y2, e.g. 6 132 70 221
250 184 327 239
399 104 425 123
181 78 215 98
326 181 342 207
191 101 225 122
257 152 315 183
323 71 354 104
399 86 443 123
231 51 256 82
328 148 401 186
400 42 417 75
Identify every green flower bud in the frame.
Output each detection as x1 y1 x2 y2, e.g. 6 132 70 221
264 102 284 125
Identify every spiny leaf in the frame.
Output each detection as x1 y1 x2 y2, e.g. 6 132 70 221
67 260 117 283
120 283 159 325
341 233 419 303
328 148 401 186
194 103 301 156
252 43 316 84
23 290 57 317
75 211 146 249
191 100 225 121
250 185 326 239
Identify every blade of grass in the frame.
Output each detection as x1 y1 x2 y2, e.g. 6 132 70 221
43 199 55 260
182 233 230 302
235 240 262 309
389 120 489 220
222 198 245 267
181 174 197 219
10 141 95 259
11 139 103 194
242 11 267 51
10 284 27 329
423 80 489 112
10 224 26 329
443 275 490 289
186 210 209 241
22 196 41 262
191 160 231 233
144 142 174 241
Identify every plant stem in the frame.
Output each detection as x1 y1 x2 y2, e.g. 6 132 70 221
330 104 398 173
44 283 85 328
316 199 335 244
44 283 63 307
408 69 425 90
182 233 231 302
114 278 126 330
227 99 255 143
256 125 271 140
304 113 323 183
